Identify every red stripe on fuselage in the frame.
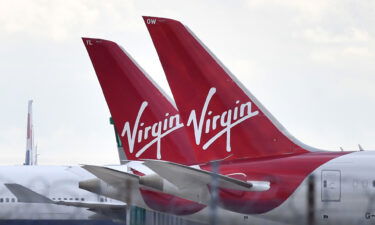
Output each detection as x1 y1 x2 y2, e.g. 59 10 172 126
139 189 206 215
138 151 349 215
203 151 350 214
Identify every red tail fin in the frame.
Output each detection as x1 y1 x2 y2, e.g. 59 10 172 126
82 38 197 165
144 17 315 163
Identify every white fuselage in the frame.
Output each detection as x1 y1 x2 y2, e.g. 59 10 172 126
187 151 375 225
1 151 375 225
0 165 124 221
263 151 375 225
97 151 375 225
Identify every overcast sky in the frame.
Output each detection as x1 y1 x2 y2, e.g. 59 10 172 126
0 0 374 165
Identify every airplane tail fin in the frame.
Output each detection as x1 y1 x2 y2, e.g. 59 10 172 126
24 100 37 165
143 16 316 162
82 38 197 165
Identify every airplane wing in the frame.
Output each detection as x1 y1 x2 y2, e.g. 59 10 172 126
54 201 125 209
5 183 53 203
143 160 270 192
5 183 126 216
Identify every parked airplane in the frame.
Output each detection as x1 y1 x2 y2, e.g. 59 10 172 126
81 38 294 225
143 16 375 224
0 104 127 223
82 16 375 225
2 49 196 225
1 165 126 223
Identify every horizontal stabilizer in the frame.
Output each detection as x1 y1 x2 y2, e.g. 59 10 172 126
82 165 140 187
143 160 270 191
82 165 210 204
81 165 170 193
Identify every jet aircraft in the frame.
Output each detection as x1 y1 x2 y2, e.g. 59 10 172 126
81 17 375 225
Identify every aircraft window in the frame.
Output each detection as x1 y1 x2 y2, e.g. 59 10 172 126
11 198 15 203
323 180 327 188
69 198 73 200
0 198 3 203
81 198 85 201
64 198 67 200
75 198 79 201
372 180 375 187
5 198 9 202
52 198 55 200
58 198 61 200
100 198 104 202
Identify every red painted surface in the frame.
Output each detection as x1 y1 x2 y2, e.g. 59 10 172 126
83 22 351 216
139 151 348 215
140 189 206 215
83 38 197 165
203 151 349 214
144 16 309 164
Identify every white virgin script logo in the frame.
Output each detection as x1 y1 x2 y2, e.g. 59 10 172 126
187 87 259 152
120 87 259 159
121 102 183 159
